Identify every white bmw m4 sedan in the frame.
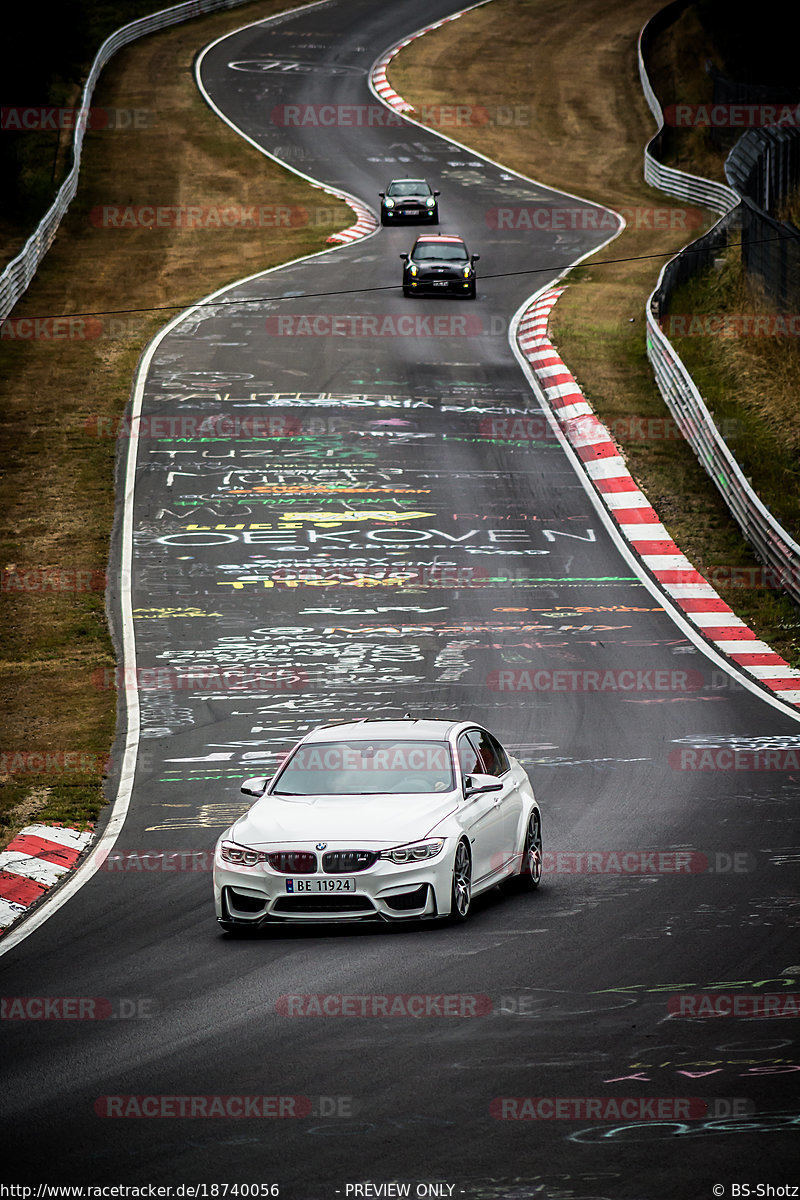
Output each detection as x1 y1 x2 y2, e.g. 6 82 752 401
214 717 541 931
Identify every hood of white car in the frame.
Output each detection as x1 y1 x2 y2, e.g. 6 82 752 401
231 790 457 848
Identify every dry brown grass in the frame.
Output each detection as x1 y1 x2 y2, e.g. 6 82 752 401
776 186 800 230
393 0 659 209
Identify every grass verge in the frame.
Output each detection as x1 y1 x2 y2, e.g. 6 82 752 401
0 0 351 849
388 0 800 669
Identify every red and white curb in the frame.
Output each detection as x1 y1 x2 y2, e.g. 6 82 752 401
518 288 800 706
0 824 94 934
323 193 378 244
371 55 415 115
370 8 485 116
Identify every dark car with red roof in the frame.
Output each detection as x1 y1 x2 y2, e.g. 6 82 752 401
400 234 479 299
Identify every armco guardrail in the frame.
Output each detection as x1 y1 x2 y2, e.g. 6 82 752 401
0 0 262 323
646 292 800 606
637 6 800 608
637 2 740 215
725 125 800 312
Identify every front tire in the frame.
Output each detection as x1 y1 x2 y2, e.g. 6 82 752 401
448 839 472 922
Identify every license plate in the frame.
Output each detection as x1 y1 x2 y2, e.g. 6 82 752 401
432 280 449 287
285 877 356 893
401 209 415 216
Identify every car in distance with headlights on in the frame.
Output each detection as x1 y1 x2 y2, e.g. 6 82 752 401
400 234 479 299
379 178 439 224
214 717 541 931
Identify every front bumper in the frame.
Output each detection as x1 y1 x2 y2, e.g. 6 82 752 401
383 205 437 221
404 274 474 295
214 848 446 925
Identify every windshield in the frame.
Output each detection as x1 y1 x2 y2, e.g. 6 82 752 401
413 242 468 262
271 740 454 796
387 181 431 197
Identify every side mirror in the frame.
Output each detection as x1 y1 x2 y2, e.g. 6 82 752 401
471 254 480 262
241 776 269 798
463 772 502 797
379 192 385 198
434 190 440 197
399 252 409 261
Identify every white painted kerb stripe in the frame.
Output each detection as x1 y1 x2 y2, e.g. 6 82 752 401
0 853 71 886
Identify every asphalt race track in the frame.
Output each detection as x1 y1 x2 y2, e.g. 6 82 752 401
2 1 800 1195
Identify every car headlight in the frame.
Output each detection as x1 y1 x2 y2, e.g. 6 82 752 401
384 198 395 208
379 839 444 864
462 265 472 277
219 840 266 867
425 197 435 207
409 264 418 276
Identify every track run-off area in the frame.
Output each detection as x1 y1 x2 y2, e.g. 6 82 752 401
2 1 800 1195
